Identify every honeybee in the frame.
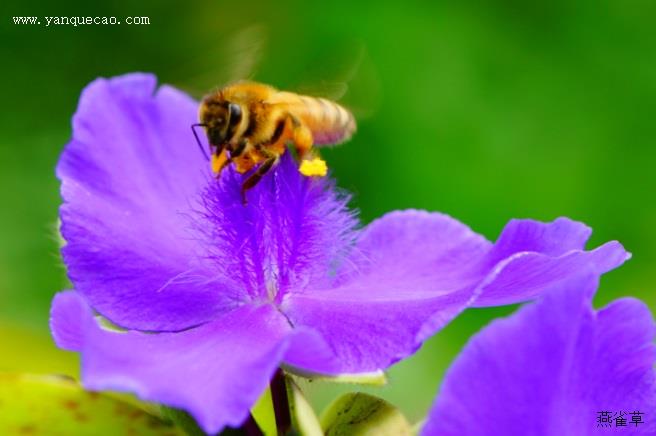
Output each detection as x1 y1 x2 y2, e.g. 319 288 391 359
192 81 356 201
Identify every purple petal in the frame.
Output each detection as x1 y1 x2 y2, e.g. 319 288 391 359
58 73 238 331
282 211 490 373
473 240 629 306
282 212 628 374
423 274 656 436
50 291 86 351
50 291 293 434
283 287 474 374
485 217 592 261
473 218 630 306
197 154 359 302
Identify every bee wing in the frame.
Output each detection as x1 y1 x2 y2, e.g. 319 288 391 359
292 41 381 120
167 27 379 122
295 80 349 102
168 24 267 99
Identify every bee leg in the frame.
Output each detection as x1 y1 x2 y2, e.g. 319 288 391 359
289 116 313 159
211 148 231 176
287 115 325 176
240 156 278 205
230 138 248 158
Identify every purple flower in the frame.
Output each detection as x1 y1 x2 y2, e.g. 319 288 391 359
423 273 656 436
50 73 629 433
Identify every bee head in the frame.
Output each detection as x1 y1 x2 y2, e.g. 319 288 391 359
199 95 242 147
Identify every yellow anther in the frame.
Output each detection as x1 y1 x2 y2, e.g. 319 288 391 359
299 157 328 177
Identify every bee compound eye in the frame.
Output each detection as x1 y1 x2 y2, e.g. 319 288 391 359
228 103 242 126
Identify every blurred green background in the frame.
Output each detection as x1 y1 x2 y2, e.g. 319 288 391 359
2 0 655 425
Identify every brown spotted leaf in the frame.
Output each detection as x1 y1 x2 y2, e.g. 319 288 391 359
0 373 182 435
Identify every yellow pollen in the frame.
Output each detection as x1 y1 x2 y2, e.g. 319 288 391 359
299 157 328 177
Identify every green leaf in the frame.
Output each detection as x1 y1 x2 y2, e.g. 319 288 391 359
320 392 411 436
251 387 276 435
95 315 128 333
0 373 182 435
0 324 78 376
287 379 322 436
284 366 388 386
161 406 207 436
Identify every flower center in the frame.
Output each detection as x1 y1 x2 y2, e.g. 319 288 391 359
266 279 278 303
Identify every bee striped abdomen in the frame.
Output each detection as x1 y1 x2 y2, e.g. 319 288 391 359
286 95 356 147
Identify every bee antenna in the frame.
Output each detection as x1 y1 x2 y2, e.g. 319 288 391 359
191 123 210 161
